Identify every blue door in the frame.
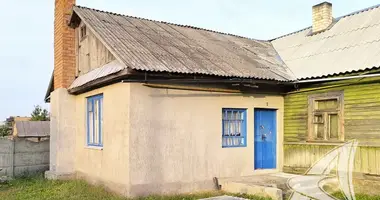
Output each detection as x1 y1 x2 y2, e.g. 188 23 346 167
254 109 277 169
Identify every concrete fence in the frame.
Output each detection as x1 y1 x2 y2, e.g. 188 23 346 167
0 137 49 177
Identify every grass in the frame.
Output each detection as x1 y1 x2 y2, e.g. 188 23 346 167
3 176 380 200
0 176 271 200
332 192 380 200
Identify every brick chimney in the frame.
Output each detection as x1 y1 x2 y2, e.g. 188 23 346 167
54 0 76 89
312 2 333 33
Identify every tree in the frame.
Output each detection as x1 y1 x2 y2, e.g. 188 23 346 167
0 124 10 137
0 118 12 137
30 105 50 121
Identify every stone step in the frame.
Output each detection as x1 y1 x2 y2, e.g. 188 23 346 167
219 181 283 200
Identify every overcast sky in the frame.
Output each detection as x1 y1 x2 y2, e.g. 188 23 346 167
0 0 378 120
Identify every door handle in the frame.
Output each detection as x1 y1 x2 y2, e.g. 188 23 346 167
262 134 267 141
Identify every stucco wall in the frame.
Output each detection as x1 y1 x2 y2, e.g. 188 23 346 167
49 88 76 175
128 83 284 196
68 82 284 196
74 83 130 195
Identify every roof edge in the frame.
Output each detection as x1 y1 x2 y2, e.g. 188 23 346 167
44 71 54 103
296 66 380 81
72 5 269 42
270 3 380 41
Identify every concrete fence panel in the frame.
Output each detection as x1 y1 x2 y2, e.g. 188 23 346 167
0 137 49 177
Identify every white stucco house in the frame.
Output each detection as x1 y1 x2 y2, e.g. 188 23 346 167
47 0 380 197
46 0 296 196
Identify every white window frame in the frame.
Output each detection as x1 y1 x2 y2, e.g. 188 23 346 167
87 94 103 147
222 108 247 148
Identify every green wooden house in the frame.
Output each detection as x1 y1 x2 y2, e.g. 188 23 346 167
272 2 380 176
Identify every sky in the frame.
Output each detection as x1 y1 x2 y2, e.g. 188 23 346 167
0 0 379 120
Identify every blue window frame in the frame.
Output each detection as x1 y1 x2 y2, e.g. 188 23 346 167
222 108 247 148
87 94 103 147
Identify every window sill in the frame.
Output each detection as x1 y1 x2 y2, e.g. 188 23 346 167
222 145 247 148
85 146 103 150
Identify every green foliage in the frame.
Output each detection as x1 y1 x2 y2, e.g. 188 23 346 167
332 192 380 200
2 176 380 200
0 124 10 137
0 119 12 137
0 176 271 200
0 176 124 200
30 105 49 121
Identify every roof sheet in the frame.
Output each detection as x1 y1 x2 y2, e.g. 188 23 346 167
15 121 50 137
71 6 294 81
69 60 124 89
271 4 380 79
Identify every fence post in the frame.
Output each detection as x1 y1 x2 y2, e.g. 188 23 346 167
9 137 15 178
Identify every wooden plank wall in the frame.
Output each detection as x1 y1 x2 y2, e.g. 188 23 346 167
284 144 380 175
285 78 380 145
284 77 380 175
78 22 116 75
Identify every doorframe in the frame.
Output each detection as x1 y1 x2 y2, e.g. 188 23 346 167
253 107 281 173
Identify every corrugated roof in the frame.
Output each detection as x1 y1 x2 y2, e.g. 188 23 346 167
15 121 50 138
71 6 294 82
271 4 380 80
69 60 124 89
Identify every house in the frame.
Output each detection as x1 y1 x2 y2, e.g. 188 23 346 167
4 116 31 136
0 119 49 177
7 116 31 123
13 121 50 139
4 117 49 138
6 116 31 128
45 0 380 197
45 0 295 196
271 2 380 177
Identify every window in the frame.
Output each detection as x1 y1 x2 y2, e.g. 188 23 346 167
222 108 247 148
308 92 344 141
80 25 87 40
87 94 103 147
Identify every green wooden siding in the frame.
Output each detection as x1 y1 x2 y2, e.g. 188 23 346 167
284 144 380 175
284 77 380 175
285 77 380 144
